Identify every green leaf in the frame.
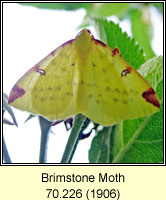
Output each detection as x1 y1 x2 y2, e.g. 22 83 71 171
113 105 163 163
138 56 163 99
20 2 131 15
3 93 18 127
89 127 111 163
130 8 155 59
89 56 163 163
90 3 131 17
152 3 163 14
109 122 124 162
93 18 146 69
20 3 93 11
89 124 124 163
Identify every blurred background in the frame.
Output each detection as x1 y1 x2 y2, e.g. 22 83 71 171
3 3 163 163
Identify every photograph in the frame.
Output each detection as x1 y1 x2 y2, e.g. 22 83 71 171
2 2 164 164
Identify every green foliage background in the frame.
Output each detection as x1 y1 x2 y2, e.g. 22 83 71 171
4 2 163 164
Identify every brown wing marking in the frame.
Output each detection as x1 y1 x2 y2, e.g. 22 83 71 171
121 66 132 77
142 87 160 108
8 85 25 104
112 47 120 56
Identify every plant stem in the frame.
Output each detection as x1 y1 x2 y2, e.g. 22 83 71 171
3 135 12 163
61 114 86 163
68 130 82 163
39 116 52 163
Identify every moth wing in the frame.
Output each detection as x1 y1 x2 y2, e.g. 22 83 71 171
77 40 160 125
8 40 79 121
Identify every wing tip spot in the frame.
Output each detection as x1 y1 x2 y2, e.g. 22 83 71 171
8 85 25 104
142 87 160 108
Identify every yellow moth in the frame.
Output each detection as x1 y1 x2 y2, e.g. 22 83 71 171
8 29 160 126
